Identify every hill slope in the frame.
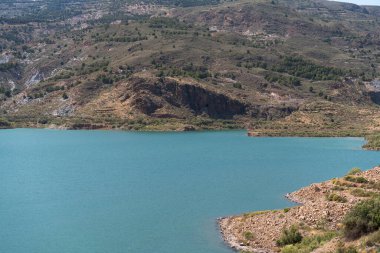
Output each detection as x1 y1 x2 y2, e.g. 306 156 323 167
0 0 380 132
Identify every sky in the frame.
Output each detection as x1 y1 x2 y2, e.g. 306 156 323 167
331 0 380 5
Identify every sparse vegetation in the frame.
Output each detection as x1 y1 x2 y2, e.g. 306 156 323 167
365 230 380 247
336 245 358 253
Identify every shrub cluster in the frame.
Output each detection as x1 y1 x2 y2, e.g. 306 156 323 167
276 225 303 246
272 56 345 81
280 231 336 253
344 175 368 184
343 197 380 239
332 179 356 188
326 193 347 203
264 72 301 87
346 168 362 176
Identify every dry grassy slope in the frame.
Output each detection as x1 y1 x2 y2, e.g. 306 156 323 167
0 0 380 131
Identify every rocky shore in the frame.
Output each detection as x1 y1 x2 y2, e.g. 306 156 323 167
219 167 380 253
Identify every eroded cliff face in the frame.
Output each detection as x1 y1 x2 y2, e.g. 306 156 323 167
248 105 296 120
112 77 298 120
126 77 248 119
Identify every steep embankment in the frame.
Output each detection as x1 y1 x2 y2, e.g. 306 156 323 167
219 167 380 252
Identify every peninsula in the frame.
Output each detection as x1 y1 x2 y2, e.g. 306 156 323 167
219 167 380 252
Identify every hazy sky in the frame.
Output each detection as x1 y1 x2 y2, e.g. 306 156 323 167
332 0 380 5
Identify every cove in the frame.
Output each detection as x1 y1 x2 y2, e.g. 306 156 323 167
0 129 379 253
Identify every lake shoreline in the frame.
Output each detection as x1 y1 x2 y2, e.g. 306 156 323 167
2 126 378 151
218 166 380 253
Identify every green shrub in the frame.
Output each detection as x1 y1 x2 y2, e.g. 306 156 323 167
326 193 347 203
233 83 243 89
284 208 291 213
276 225 303 246
332 186 345 191
243 231 254 241
343 197 380 239
346 168 362 176
344 176 368 184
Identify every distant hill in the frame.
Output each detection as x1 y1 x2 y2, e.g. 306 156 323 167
0 0 380 133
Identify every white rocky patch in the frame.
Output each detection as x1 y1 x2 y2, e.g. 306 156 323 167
52 104 75 117
365 79 380 92
209 26 218 32
111 20 122 25
242 29 254 36
372 79 380 90
8 80 16 91
25 71 44 86
0 53 12 64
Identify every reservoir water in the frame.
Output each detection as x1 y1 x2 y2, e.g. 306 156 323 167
0 129 379 253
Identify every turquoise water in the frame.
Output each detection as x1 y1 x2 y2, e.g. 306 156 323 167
0 129 379 253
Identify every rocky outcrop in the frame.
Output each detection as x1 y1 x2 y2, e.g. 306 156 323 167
124 77 297 120
248 105 296 120
68 123 106 130
126 77 248 119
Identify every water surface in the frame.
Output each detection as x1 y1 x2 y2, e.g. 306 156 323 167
0 129 379 253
